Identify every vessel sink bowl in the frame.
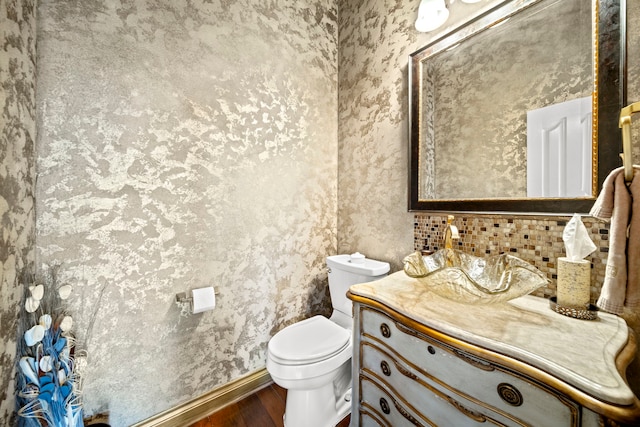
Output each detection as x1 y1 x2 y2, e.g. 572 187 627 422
403 249 549 304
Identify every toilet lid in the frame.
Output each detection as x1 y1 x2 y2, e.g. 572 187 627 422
269 316 350 364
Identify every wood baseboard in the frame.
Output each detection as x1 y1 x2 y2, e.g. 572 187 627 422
131 368 273 427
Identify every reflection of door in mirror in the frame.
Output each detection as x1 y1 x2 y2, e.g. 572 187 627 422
526 96 592 198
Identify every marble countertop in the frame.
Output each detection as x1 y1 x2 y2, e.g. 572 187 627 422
349 271 635 406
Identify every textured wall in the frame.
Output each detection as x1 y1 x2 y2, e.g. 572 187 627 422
35 0 337 424
7 0 636 425
337 0 416 269
336 0 501 270
0 0 36 424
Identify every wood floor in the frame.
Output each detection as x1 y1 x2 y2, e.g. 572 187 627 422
188 384 351 427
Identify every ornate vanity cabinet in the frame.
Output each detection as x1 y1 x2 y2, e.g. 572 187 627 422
347 272 640 426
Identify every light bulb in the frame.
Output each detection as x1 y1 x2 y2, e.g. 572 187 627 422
415 0 450 33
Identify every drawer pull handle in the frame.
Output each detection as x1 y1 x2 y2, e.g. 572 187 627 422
394 360 418 380
381 396 425 426
380 397 390 414
497 383 523 407
427 345 435 355
396 321 422 338
446 396 487 423
453 349 495 372
392 397 423 426
380 361 391 376
380 323 391 338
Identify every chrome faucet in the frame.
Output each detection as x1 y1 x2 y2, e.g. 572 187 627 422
443 215 459 250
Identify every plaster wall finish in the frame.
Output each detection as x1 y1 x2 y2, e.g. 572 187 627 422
0 0 36 424
336 0 501 270
337 0 417 269
2 0 635 425
35 0 337 424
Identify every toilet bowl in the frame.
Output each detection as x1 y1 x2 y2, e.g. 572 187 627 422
266 253 390 427
267 316 353 426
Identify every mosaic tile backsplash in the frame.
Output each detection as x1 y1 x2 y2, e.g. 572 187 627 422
414 213 609 302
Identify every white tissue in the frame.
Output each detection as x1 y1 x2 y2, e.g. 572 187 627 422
192 287 216 314
562 213 597 261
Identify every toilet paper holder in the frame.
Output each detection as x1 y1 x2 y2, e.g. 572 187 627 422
175 289 219 310
175 292 192 305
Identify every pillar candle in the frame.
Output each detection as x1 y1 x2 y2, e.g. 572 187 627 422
557 257 591 308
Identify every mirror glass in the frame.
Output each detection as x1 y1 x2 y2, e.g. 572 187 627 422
409 0 622 213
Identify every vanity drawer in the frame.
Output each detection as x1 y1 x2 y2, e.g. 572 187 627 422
361 342 520 427
359 375 434 427
359 410 390 427
360 307 580 427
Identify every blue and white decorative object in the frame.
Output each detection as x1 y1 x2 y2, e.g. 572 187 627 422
16 272 84 427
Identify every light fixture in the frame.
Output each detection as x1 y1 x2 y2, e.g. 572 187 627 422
460 0 482 3
415 0 449 33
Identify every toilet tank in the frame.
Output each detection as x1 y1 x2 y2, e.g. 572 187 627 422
326 254 390 322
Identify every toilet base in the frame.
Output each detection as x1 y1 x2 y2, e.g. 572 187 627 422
277 360 352 427
283 384 351 427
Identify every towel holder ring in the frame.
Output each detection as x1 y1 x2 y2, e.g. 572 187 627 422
619 101 640 183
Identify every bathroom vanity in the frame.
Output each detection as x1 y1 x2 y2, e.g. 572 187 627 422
347 272 640 426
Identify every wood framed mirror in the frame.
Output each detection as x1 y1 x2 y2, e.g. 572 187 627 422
408 0 623 213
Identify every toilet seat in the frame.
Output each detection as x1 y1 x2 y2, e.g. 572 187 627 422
268 316 350 365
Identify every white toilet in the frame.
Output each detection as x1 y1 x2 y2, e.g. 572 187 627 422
266 253 390 427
